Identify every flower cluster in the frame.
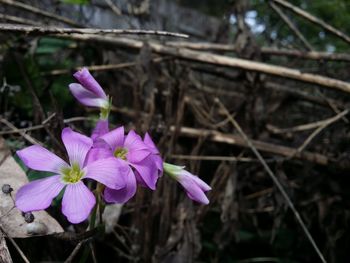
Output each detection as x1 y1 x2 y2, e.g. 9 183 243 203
15 68 211 224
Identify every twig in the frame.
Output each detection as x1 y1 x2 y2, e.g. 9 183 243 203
1 228 29 263
215 98 327 263
0 13 41 26
265 82 344 108
170 154 258 162
64 240 89 263
0 23 189 38
272 0 350 45
0 0 82 27
169 126 328 165
166 41 350 62
296 109 349 153
0 116 91 135
267 109 349 134
104 0 122 16
0 118 42 145
6 237 29 263
61 34 350 93
269 1 313 51
42 56 171 76
261 48 350 62
54 227 101 242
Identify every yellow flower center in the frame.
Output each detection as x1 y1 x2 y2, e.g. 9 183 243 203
61 163 84 184
114 147 128 160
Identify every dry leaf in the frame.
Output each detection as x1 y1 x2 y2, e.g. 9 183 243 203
0 138 64 238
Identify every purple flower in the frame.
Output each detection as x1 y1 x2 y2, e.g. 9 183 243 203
143 133 163 176
163 163 211 204
98 127 159 203
15 127 127 224
85 119 111 165
69 68 109 110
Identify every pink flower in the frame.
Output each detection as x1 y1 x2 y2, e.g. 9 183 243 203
163 163 211 204
98 127 160 203
15 128 127 224
143 133 163 176
84 119 111 165
69 68 109 110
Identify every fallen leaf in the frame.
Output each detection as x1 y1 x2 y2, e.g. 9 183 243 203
0 138 64 238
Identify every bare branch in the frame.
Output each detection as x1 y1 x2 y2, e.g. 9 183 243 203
104 0 122 16
166 42 350 62
169 126 328 165
0 23 189 38
269 1 313 51
56 34 350 93
215 98 327 263
0 0 82 27
272 0 350 45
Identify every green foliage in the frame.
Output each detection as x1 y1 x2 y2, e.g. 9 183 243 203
36 37 75 55
252 0 350 52
60 0 89 5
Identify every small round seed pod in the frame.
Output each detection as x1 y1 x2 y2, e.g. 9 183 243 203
2 184 13 194
23 212 35 223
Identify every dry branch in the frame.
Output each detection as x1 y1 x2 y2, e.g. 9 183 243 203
264 82 343 108
0 0 82 27
42 57 171 76
0 23 189 38
215 98 326 263
261 48 350 62
166 42 350 62
170 126 328 166
56 34 350 93
272 0 350 45
0 13 41 26
269 1 313 50
104 0 122 16
268 109 349 134
296 109 349 153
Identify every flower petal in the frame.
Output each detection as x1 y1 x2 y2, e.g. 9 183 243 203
84 146 113 166
144 133 159 154
15 175 65 212
62 182 96 224
134 172 148 187
69 83 108 108
179 176 209 205
130 156 158 190
125 131 151 163
191 174 212 191
73 68 107 99
17 145 68 173
124 130 148 151
91 119 109 141
99 126 124 151
84 158 127 190
152 155 163 174
62 127 93 168
104 167 137 204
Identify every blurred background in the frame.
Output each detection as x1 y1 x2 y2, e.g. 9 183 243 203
1 0 350 262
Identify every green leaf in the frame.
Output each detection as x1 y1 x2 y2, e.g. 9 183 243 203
61 0 90 4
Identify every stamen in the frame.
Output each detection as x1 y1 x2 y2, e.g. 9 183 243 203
61 163 84 184
114 147 128 160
